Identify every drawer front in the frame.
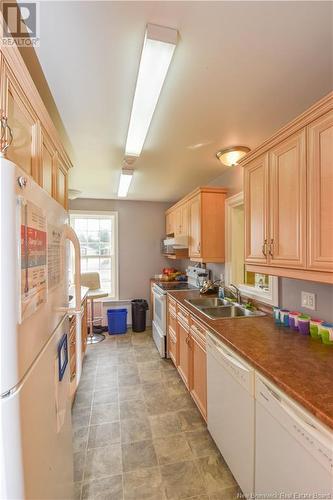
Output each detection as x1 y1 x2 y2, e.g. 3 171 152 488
168 326 177 366
177 304 190 326
168 297 177 316
190 317 207 350
168 309 177 333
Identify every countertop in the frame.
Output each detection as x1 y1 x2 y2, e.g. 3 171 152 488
168 290 333 431
68 285 89 311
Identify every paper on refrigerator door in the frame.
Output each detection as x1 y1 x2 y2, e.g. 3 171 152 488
20 199 47 322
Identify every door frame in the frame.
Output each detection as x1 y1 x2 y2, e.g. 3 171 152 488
225 192 279 306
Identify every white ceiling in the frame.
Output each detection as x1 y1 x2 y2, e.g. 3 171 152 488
36 1 333 202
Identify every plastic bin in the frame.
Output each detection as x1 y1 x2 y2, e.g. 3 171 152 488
131 299 149 332
107 308 127 335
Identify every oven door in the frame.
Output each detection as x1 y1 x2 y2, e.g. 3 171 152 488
152 285 166 334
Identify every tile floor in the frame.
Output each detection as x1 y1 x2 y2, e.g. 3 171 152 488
72 328 242 500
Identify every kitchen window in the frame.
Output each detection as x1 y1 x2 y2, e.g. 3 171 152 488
70 211 118 299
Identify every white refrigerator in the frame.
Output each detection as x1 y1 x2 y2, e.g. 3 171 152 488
0 157 77 499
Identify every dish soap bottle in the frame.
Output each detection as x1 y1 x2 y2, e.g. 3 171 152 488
218 274 225 299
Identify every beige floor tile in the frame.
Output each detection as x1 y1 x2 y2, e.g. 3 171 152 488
119 384 144 402
153 434 193 465
145 394 174 416
118 372 141 387
87 422 120 449
81 474 123 500
161 460 206 500
90 402 119 425
118 363 139 377
74 451 86 482
72 406 91 430
177 409 206 432
73 426 89 453
139 369 163 384
122 439 158 472
123 466 165 500
93 388 119 406
120 399 147 420
121 417 152 444
149 412 182 439
195 456 237 494
185 429 220 458
74 481 82 500
84 444 122 480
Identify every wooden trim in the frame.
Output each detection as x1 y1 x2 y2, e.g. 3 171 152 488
239 92 333 168
246 264 333 284
166 186 227 215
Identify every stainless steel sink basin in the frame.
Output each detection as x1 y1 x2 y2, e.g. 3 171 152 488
185 297 231 308
200 305 266 320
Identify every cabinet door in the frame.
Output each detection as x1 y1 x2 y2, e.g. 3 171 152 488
55 156 68 209
41 130 56 196
166 211 174 235
269 130 306 268
81 299 88 355
189 195 201 258
244 154 269 264
181 202 189 236
307 111 333 272
174 207 182 236
190 332 207 420
167 326 178 366
3 63 38 179
177 319 190 388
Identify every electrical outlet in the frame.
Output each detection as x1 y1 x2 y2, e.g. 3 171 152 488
301 291 316 310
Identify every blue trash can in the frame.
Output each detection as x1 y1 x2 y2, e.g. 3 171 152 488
107 308 127 335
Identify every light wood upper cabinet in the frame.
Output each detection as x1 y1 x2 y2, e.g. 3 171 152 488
242 92 333 283
0 47 72 209
2 62 38 180
41 129 56 197
307 110 333 272
189 194 201 258
269 130 306 268
244 154 269 264
165 187 227 263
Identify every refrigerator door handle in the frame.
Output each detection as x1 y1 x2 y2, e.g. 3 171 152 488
63 224 81 314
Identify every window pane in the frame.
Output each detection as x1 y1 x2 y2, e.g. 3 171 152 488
70 213 116 298
88 219 99 231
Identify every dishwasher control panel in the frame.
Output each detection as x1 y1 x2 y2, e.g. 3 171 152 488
256 375 333 475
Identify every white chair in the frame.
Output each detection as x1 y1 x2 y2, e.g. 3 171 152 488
80 272 108 344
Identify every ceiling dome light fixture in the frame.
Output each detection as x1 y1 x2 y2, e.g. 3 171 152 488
216 146 250 167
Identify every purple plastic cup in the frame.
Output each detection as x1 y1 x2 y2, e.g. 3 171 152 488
298 314 311 335
289 312 300 331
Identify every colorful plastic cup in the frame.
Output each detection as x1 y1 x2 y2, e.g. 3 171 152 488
272 306 281 324
289 312 300 331
298 314 311 335
318 322 333 345
280 309 290 327
310 319 323 340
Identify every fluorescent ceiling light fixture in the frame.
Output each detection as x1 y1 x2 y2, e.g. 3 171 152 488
216 146 250 167
117 169 134 198
125 24 178 157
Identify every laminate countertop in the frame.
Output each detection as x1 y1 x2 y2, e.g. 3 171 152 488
168 290 333 431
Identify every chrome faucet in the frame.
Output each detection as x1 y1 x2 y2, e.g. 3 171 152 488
223 284 241 304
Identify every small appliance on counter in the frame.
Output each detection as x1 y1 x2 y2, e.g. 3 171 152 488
152 265 209 357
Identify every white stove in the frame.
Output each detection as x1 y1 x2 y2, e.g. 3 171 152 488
152 266 209 357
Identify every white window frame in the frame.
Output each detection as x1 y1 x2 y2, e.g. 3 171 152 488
70 210 119 300
225 192 279 307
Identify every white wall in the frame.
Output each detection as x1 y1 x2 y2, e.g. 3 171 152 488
70 198 170 307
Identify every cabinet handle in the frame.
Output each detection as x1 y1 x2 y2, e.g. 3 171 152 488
262 239 267 257
0 116 13 154
197 242 201 253
269 238 274 257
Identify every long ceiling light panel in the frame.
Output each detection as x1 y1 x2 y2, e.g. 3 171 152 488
125 24 178 157
118 169 134 197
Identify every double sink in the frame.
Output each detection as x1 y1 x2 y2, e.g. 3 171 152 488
185 297 266 320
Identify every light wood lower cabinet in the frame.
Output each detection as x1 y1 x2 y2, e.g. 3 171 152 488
167 297 207 420
177 318 191 389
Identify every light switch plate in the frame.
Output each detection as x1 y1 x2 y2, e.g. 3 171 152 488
301 291 316 310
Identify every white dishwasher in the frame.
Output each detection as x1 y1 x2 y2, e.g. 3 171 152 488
255 374 333 495
207 332 255 496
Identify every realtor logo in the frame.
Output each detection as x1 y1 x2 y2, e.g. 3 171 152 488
1 2 40 47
